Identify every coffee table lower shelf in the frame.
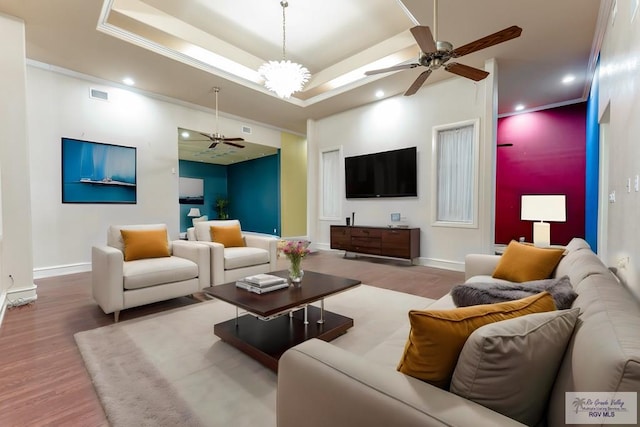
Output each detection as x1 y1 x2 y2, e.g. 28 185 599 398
214 305 353 372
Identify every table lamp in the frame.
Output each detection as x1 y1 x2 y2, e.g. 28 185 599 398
520 195 566 247
187 208 201 225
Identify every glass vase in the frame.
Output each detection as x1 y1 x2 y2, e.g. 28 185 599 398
288 258 304 286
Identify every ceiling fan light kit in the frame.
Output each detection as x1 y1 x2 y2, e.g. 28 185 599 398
259 0 310 99
365 0 522 96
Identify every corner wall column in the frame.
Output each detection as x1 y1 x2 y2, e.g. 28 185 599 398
0 13 36 314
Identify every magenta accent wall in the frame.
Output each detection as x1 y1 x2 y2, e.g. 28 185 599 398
496 103 586 245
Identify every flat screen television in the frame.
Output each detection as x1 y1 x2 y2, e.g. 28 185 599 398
345 147 417 198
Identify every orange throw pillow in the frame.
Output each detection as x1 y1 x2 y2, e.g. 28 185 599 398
120 228 170 261
210 224 245 248
397 292 556 389
492 241 565 283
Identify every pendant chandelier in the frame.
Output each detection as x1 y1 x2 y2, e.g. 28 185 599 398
258 1 310 99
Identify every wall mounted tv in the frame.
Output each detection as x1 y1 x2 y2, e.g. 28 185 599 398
345 147 417 198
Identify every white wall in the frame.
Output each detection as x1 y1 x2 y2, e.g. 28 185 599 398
0 14 35 304
26 65 282 278
598 1 640 299
308 62 497 271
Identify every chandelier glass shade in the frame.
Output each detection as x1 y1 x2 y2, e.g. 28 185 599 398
259 1 310 99
259 60 310 99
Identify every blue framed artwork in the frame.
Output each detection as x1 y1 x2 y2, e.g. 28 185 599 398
61 137 137 204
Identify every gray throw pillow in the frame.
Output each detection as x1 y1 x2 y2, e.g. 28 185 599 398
451 275 577 309
450 308 580 426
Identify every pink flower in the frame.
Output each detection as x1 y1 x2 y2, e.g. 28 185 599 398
278 240 311 261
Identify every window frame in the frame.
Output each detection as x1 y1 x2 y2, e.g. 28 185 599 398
319 146 343 221
430 118 480 229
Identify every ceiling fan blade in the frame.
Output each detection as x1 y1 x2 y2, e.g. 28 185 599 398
208 142 219 149
445 63 489 81
199 132 215 142
365 63 418 76
224 141 245 148
452 25 522 58
410 25 437 53
404 70 433 96
222 137 245 142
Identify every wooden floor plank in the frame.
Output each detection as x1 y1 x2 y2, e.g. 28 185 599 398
0 250 464 426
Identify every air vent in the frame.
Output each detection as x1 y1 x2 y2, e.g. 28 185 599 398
89 88 109 101
242 125 252 135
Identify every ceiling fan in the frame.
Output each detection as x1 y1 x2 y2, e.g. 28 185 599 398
200 87 245 149
365 0 522 96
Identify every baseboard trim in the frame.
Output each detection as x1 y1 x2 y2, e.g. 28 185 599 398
415 257 464 272
0 290 7 329
314 243 332 251
33 262 91 279
312 246 464 272
6 283 38 308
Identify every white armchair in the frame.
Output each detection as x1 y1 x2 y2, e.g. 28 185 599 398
92 224 210 322
187 219 278 285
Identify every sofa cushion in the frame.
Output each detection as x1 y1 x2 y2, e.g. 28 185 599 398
554 248 611 288
396 292 557 389
492 241 565 282
194 219 241 242
210 224 245 248
564 237 591 252
450 308 579 426
465 275 513 285
548 272 640 425
107 223 171 252
120 228 170 261
123 256 198 290
451 276 577 309
224 247 270 270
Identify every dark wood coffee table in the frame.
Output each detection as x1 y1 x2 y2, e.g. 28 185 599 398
203 270 360 372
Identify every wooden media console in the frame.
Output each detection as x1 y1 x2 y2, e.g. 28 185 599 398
330 225 420 260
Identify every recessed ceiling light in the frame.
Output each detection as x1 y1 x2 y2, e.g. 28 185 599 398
562 74 576 84
375 90 385 98
122 77 135 86
515 104 525 111
181 131 190 138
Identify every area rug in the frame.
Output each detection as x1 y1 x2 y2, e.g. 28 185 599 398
74 285 434 427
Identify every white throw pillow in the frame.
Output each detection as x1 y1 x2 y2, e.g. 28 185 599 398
450 308 580 426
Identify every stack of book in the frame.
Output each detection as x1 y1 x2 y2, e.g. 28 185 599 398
235 273 289 294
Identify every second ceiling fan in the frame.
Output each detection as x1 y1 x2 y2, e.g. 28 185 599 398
365 1 522 96
200 87 245 149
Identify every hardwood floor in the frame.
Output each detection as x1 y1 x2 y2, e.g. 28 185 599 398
0 251 464 426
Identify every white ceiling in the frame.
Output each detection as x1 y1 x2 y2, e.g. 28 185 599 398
0 0 603 136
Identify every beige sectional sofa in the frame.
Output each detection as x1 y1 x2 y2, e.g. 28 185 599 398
277 238 640 427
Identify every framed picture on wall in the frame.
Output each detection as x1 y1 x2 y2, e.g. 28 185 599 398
179 177 204 204
61 137 137 204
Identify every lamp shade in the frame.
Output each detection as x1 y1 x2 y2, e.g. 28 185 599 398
521 195 566 222
187 208 201 218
